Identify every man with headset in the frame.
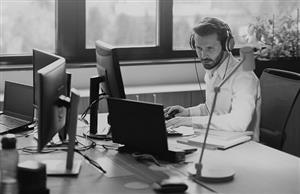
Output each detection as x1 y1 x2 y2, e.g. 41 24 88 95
165 17 261 141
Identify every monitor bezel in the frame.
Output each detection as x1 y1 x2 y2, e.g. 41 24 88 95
95 41 126 99
37 58 67 151
33 49 64 107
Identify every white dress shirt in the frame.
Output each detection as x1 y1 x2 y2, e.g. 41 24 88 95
189 53 261 141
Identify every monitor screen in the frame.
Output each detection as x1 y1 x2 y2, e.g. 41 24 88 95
4 81 33 121
37 58 67 151
95 41 126 99
33 49 63 107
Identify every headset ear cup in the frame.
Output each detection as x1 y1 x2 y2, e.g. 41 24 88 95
189 34 195 49
226 33 235 51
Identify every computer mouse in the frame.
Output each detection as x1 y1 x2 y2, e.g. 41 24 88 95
165 109 179 120
152 178 188 193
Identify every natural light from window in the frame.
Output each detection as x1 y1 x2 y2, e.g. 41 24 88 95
86 0 157 48
0 0 55 55
173 0 300 50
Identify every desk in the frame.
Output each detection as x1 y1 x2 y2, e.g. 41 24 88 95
16 114 300 194
179 141 300 194
18 135 213 194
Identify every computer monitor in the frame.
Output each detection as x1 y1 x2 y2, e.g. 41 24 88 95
86 41 125 137
95 40 126 99
33 49 63 107
37 59 81 175
37 58 67 151
33 49 71 141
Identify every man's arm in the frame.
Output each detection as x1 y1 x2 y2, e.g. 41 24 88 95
191 71 260 132
189 103 210 116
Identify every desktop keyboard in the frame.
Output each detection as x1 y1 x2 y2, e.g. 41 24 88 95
167 127 183 137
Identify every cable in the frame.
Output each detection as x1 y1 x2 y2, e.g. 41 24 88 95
20 134 96 154
15 128 37 138
75 150 106 174
75 135 97 151
194 57 210 114
80 93 108 121
77 134 116 150
131 153 161 167
80 93 107 119
193 54 230 115
20 146 65 154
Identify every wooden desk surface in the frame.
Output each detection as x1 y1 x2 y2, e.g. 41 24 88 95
178 141 300 194
17 134 214 194
15 114 300 194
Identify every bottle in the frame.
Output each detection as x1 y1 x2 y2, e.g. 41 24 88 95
0 134 19 194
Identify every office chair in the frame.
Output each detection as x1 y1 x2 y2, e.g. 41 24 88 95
259 68 300 150
282 89 300 157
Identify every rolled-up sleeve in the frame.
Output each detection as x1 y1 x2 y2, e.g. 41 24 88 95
189 103 209 116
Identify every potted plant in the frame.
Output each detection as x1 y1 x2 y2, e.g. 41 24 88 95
246 11 300 77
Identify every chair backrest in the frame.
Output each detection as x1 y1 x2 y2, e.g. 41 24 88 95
260 68 300 149
282 90 300 157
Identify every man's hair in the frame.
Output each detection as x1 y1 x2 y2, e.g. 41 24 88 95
190 17 234 51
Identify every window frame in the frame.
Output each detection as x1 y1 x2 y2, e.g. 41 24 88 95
0 0 239 66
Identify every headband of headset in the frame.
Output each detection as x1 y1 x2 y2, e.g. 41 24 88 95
189 17 235 52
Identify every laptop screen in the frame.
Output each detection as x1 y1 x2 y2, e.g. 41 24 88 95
107 97 169 155
3 81 34 121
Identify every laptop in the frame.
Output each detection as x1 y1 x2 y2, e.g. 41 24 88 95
107 97 197 163
0 81 34 134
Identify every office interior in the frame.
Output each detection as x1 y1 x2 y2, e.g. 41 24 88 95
0 1 300 194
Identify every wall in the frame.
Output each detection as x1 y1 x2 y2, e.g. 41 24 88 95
0 62 205 93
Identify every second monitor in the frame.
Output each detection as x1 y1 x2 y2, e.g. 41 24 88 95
87 41 126 137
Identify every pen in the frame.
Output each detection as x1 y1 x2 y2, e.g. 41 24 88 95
78 151 106 174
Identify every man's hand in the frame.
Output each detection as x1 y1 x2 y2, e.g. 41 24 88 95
164 105 189 118
166 117 192 128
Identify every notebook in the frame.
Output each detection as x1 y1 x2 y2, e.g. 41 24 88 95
0 81 34 134
107 97 197 162
177 130 252 150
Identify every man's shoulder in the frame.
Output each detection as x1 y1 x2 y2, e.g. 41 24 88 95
232 69 260 88
237 68 258 79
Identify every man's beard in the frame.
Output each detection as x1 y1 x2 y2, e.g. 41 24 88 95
201 50 224 70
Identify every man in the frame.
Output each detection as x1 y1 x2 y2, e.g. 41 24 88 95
165 17 261 141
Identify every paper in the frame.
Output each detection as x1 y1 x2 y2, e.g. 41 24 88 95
171 126 195 136
177 133 251 149
195 129 253 140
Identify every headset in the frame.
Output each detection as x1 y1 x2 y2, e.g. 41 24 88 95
189 17 235 52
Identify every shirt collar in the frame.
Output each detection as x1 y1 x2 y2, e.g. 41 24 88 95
208 53 234 80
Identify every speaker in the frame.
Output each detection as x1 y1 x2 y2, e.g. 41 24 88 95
189 17 235 52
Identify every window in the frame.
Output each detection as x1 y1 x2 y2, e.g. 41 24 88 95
173 0 300 50
0 0 299 65
86 0 157 48
0 0 55 55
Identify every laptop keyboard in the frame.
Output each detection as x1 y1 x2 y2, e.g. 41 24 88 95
0 114 27 127
0 123 11 133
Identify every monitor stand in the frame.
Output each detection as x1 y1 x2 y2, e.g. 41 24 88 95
42 89 82 176
87 76 109 140
42 159 81 176
84 126 111 140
